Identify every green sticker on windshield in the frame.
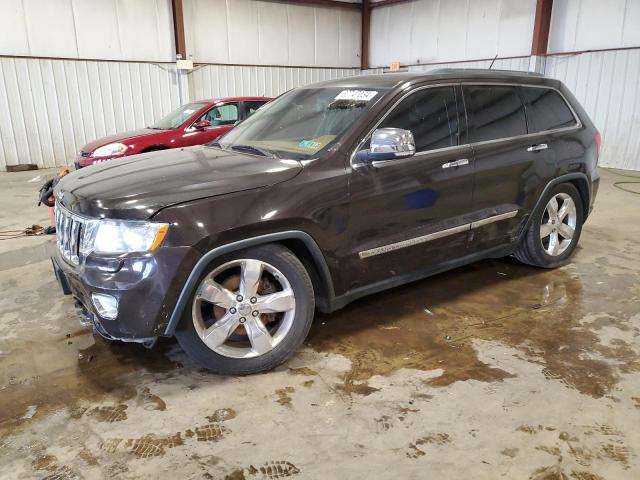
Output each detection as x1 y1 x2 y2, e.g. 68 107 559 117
299 140 321 150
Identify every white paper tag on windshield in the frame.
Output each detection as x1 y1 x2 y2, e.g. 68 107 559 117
183 109 195 114
334 90 378 102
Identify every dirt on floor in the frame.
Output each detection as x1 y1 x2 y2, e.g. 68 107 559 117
0 168 639 479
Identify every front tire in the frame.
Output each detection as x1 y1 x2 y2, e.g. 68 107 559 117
514 182 584 268
175 244 315 375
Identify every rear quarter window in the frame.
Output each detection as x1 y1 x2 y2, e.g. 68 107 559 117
521 87 577 132
463 86 527 143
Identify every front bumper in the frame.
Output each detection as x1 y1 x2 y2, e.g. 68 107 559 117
52 245 199 341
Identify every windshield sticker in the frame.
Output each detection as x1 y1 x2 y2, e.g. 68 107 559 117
298 140 321 150
334 90 378 102
183 109 195 114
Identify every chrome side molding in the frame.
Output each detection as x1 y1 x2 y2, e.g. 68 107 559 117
358 210 518 259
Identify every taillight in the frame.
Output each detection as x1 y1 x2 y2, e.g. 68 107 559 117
594 132 602 160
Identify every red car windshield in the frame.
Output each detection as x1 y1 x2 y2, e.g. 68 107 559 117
150 102 207 130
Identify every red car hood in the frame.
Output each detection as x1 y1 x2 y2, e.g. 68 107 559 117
81 128 162 153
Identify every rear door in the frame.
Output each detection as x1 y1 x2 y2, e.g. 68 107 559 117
242 100 268 120
347 85 474 288
463 84 552 252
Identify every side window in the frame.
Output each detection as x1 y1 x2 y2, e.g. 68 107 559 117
200 103 239 126
244 101 267 118
521 87 576 132
464 86 527 143
379 86 459 152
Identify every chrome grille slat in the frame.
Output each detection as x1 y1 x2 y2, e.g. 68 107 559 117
55 204 86 266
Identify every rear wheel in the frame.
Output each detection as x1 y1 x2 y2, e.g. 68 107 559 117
514 183 584 268
175 244 314 375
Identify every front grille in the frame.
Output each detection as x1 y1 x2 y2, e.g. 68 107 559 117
55 204 85 265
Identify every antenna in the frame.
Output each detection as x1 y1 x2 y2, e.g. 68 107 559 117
489 54 498 70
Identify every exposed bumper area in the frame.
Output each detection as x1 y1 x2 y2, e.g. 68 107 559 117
51 245 200 341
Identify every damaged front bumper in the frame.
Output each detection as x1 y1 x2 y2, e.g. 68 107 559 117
51 245 195 345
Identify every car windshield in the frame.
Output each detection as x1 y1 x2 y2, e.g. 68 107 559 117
217 87 388 160
149 102 207 130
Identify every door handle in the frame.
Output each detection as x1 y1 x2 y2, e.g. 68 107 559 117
442 158 469 169
527 143 548 152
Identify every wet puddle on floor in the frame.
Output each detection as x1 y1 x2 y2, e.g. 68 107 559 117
1 253 638 437
0 331 180 430
307 256 640 398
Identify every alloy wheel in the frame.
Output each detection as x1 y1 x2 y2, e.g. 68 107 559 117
540 192 577 256
192 259 296 359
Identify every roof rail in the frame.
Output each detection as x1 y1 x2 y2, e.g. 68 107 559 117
428 67 544 77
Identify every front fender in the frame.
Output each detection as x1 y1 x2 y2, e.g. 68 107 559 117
162 230 333 336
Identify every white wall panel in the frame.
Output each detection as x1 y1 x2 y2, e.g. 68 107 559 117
0 0 30 56
370 0 536 68
183 0 361 67
547 49 640 171
549 0 640 53
0 57 180 170
0 0 174 61
189 64 365 100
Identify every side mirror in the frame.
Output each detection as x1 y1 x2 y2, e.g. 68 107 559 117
193 120 211 130
357 128 416 163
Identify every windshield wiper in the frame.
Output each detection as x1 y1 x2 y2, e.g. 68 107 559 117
230 144 276 158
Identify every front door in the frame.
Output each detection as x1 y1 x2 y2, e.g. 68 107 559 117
346 85 475 289
180 102 240 147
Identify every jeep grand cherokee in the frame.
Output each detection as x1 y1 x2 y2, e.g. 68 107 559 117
52 70 600 374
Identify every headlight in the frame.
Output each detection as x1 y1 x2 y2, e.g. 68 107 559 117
80 219 168 255
92 143 128 157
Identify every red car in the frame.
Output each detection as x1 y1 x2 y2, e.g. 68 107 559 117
75 97 271 168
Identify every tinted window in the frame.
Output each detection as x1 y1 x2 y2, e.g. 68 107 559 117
244 101 267 118
521 87 576 132
380 86 459 152
464 86 527 142
201 103 238 126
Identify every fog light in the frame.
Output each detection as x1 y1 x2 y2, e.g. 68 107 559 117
91 293 118 320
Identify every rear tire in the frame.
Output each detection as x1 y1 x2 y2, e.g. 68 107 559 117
514 182 584 268
175 244 314 375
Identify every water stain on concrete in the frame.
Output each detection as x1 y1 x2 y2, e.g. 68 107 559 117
0 336 179 433
275 386 295 406
308 258 640 398
287 367 317 376
137 387 167 411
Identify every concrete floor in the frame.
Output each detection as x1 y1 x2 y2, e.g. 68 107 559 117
0 168 639 480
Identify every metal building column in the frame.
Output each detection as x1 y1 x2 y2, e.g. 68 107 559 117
530 0 553 74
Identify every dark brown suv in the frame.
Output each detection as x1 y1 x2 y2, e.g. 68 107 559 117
52 69 600 374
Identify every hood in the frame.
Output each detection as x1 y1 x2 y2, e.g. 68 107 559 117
55 146 303 220
81 128 163 153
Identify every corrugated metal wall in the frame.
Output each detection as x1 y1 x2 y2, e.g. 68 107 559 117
403 56 531 73
183 0 361 68
0 58 371 170
0 57 180 169
369 0 537 68
0 0 174 62
546 49 640 171
189 65 366 100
